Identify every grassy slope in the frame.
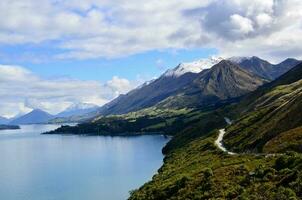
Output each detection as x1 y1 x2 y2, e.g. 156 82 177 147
129 64 302 199
46 63 302 199
45 108 214 136
129 123 301 199
224 79 302 153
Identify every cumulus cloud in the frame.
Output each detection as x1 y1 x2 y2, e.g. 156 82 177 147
0 0 301 61
106 76 134 97
185 0 302 61
0 0 216 60
0 65 138 117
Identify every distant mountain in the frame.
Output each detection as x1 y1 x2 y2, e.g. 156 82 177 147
56 103 99 118
0 116 10 124
157 60 267 108
224 62 302 153
10 109 54 125
229 56 300 80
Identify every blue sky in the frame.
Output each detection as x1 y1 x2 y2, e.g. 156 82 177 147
0 44 217 81
0 0 300 117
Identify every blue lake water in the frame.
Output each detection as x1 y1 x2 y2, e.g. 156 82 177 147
0 124 169 200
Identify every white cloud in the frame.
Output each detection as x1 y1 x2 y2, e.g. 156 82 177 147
106 76 134 97
189 0 302 61
256 13 273 28
229 14 254 36
0 65 138 117
0 0 300 61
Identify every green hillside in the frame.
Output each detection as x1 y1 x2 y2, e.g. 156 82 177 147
45 61 302 199
224 69 302 153
129 115 301 200
129 63 302 199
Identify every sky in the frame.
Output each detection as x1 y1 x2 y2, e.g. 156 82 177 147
0 0 302 117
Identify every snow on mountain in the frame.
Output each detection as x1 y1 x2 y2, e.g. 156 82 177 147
163 56 224 77
56 103 99 118
64 103 98 112
227 56 252 63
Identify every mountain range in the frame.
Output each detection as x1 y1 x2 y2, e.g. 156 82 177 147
5 56 300 126
8 103 99 125
42 55 302 200
229 56 300 80
98 56 299 116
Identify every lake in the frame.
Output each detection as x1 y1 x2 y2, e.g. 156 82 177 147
0 124 169 200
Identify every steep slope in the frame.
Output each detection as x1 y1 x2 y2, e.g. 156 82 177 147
99 59 268 116
157 60 267 108
128 105 302 199
56 103 99 118
230 56 300 80
99 72 199 115
98 58 224 116
224 62 302 153
98 57 299 116
10 109 54 125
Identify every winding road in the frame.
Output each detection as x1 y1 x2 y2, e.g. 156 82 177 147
215 117 237 155
215 117 280 157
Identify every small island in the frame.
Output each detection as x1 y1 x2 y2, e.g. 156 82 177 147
0 124 20 130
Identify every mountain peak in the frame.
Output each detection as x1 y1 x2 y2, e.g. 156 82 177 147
228 56 266 63
31 108 46 113
227 56 300 80
9 109 53 125
163 56 224 77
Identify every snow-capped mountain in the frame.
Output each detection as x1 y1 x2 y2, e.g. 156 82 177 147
163 56 224 77
228 56 252 63
56 103 99 118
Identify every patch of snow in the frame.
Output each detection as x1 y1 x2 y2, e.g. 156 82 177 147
163 56 224 77
65 103 98 112
228 56 252 63
135 78 157 90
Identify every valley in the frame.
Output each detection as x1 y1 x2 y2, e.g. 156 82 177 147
42 57 302 199
1 1 301 199
2 56 301 199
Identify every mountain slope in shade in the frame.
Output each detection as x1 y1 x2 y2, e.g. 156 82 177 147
99 72 199 115
10 109 54 125
224 62 302 153
56 103 99 118
98 58 226 115
157 60 267 108
229 56 300 80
